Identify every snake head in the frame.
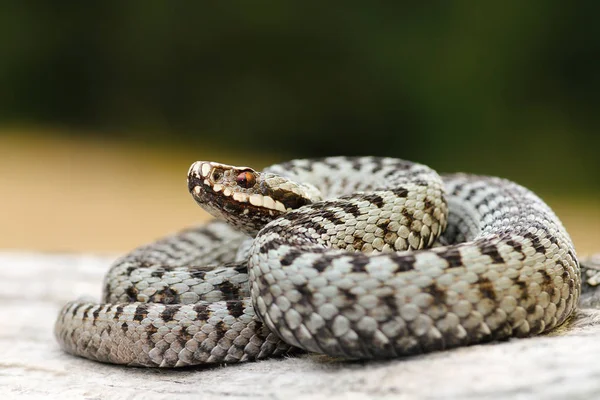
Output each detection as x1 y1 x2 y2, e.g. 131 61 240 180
187 161 319 235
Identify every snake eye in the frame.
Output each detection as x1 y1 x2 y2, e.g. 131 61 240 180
236 171 256 188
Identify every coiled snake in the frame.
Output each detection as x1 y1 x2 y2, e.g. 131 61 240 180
55 157 581 367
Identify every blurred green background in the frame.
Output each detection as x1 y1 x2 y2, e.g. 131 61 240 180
1 2 598 252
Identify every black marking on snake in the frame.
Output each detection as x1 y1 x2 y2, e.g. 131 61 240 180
352 236 366 250
523 232 547 254
349 254 370 272
226 300 245 318
463 185 487 202
232 263 248 273
194 304 210 321
214 321 227 343
423 283 448 304
313 255 336 272
189 269 208 280
339 287 357 303
505 239 524 257
424 199 434 213
281 249 302 266
174 232 205 247
92 308 101 325
323 158 341 170
371 159 384 174
216 280 240 300
539 269 553 287
306 209 346 228
474 191 500 209
529 223 559 247
361 193 384 208
349 158 364 172
515 281 529 300
150 269 165 278
169 240 193 256
82 305 94 320
567 271 576 292
126 266 137 276
338 202 361 217
153 287 178 304
179 328 194 344
197 228 221 243
480 243 505 264
377 220 391 235
526 303 538 315
448 181 466 196
393 159 415 170
379 292 399 315
392 187 409 198
71 303 83 317
288 161 314 172
401 209 414 225
133 304 149 322
121 322 129 333
477 277 497 301
257 274 273 299
562 267 572 281
411 179 429 187
145 323 158 337
463 188 478 202
269 188 313 209
313 223 331 238
125 286 139 301
161 306 179 322
489 317 514 341
258 237 287 254
440 247 463 268
388 253 417 272
310 201 359 221
294 282 314 304
548 285 560 302
114 305 124 320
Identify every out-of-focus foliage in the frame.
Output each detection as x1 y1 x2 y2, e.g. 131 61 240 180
0 2 598 193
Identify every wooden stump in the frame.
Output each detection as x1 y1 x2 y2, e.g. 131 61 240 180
3 252 600 400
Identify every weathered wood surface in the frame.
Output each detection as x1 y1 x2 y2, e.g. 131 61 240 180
3 251 600 400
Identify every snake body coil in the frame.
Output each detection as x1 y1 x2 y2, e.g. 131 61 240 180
55 157 579 367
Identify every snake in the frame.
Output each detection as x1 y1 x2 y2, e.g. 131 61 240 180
54 156 581 367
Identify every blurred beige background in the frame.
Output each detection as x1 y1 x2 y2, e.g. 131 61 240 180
2 131 598 255
1 132 284 252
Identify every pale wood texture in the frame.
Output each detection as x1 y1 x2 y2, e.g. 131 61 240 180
3 252 600 400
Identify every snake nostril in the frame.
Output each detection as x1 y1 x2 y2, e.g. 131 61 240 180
211 168 223 181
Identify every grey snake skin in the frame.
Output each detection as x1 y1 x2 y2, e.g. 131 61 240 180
55 157 581 367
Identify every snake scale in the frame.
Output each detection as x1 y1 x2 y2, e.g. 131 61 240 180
55 157 580 367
